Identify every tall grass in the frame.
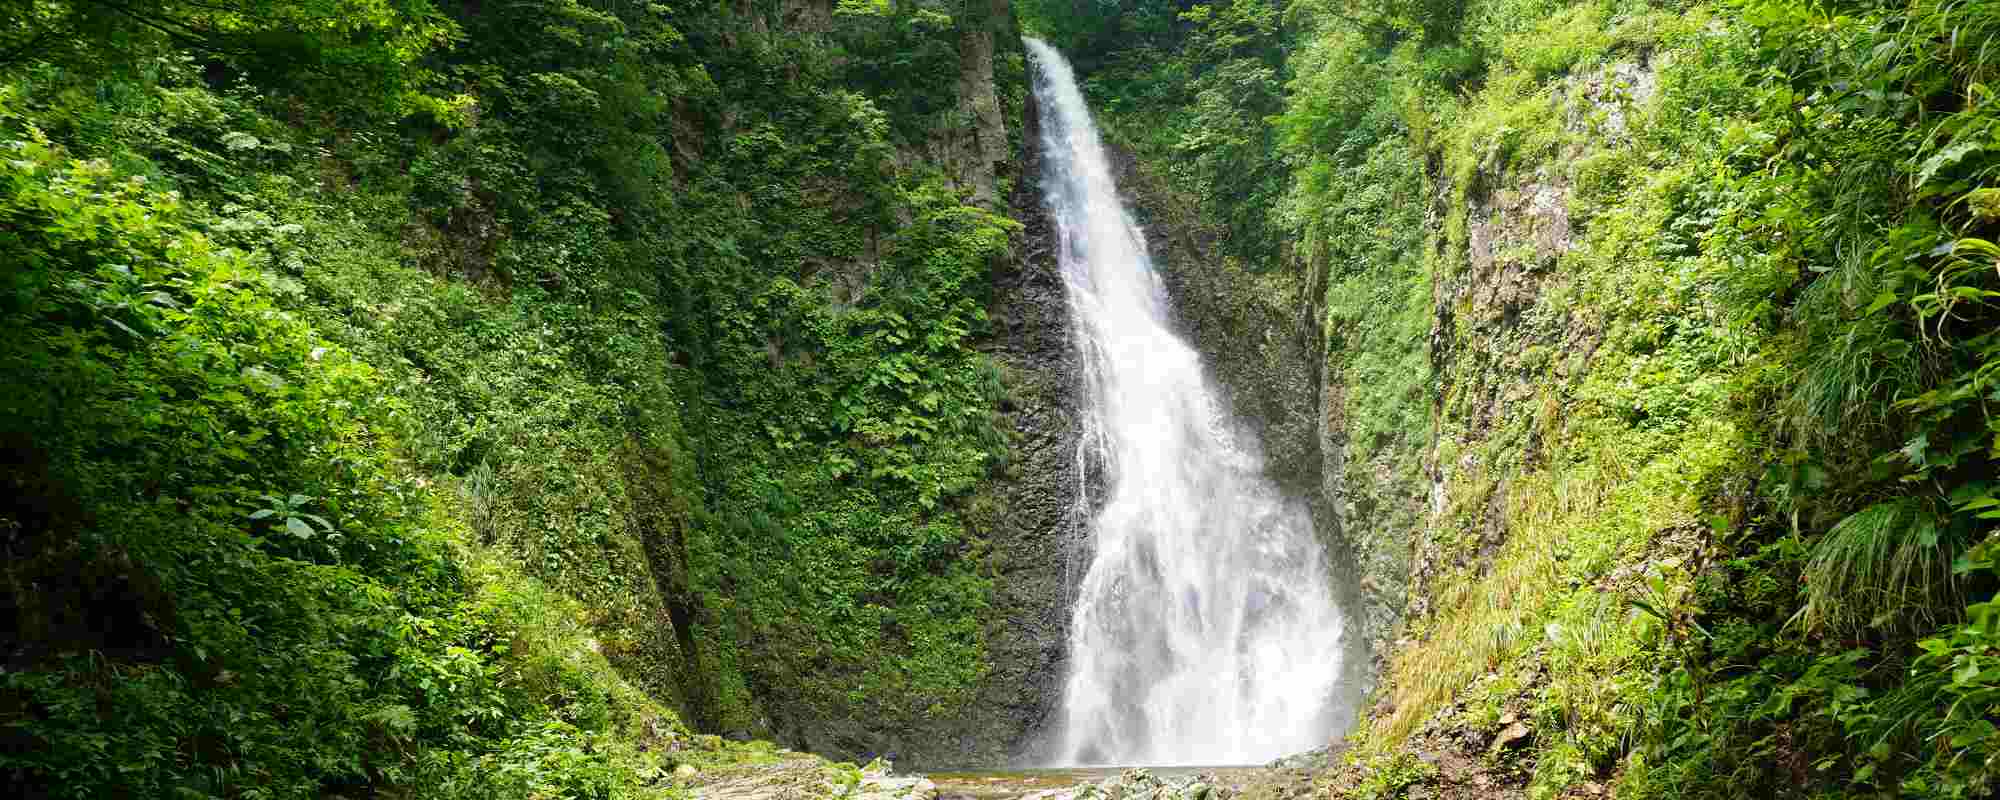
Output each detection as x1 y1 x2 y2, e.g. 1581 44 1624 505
1797 498 1963 635
1372 437 1636 743
1780 310 1919 449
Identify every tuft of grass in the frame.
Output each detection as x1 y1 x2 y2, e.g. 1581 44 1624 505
1780 242 1924 448
1797 498 1963 635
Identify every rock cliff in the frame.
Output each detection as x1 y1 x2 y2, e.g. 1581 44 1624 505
769 11 1080 766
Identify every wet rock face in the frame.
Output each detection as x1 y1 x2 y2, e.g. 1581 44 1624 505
1110 149 1326 507
779 65 1079 770
943 79 1083 766
953 0 1013 206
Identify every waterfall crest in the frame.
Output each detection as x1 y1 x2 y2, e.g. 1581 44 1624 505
1027 38 1351 767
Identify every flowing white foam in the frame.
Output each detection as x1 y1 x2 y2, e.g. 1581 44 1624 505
1027 38 1349 767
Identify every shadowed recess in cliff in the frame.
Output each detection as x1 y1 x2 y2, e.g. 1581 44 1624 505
1025 38 1357 767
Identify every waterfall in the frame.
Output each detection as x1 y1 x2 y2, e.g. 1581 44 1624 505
1027 39 1351 767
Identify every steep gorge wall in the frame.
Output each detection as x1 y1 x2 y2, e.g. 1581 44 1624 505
775 63 1082 765
1084 16 1686 751
7 0 1083 775
1408 58 1661 619
955 83 1081 764
868 0 1999 792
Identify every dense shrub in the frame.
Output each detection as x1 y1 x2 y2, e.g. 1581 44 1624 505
3 0 1034 793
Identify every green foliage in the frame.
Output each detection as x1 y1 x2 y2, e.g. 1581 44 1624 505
2 0 1035 791
636 14 1020 727
1887 540 2000 797
831 0 968 145
1344 751 1439 800
0 100 687 797
1168 0 1289 260
1541 0 2000 795
3 0 462 119
1045 0 1996 795
1017 0 1188 70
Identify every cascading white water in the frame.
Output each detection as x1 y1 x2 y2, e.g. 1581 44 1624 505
1027 39 1350 767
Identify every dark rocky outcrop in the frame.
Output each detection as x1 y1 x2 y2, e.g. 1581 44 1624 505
948 80 1084 765
893 76 1083 767
772 41 1080 768
953 0 1015 206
